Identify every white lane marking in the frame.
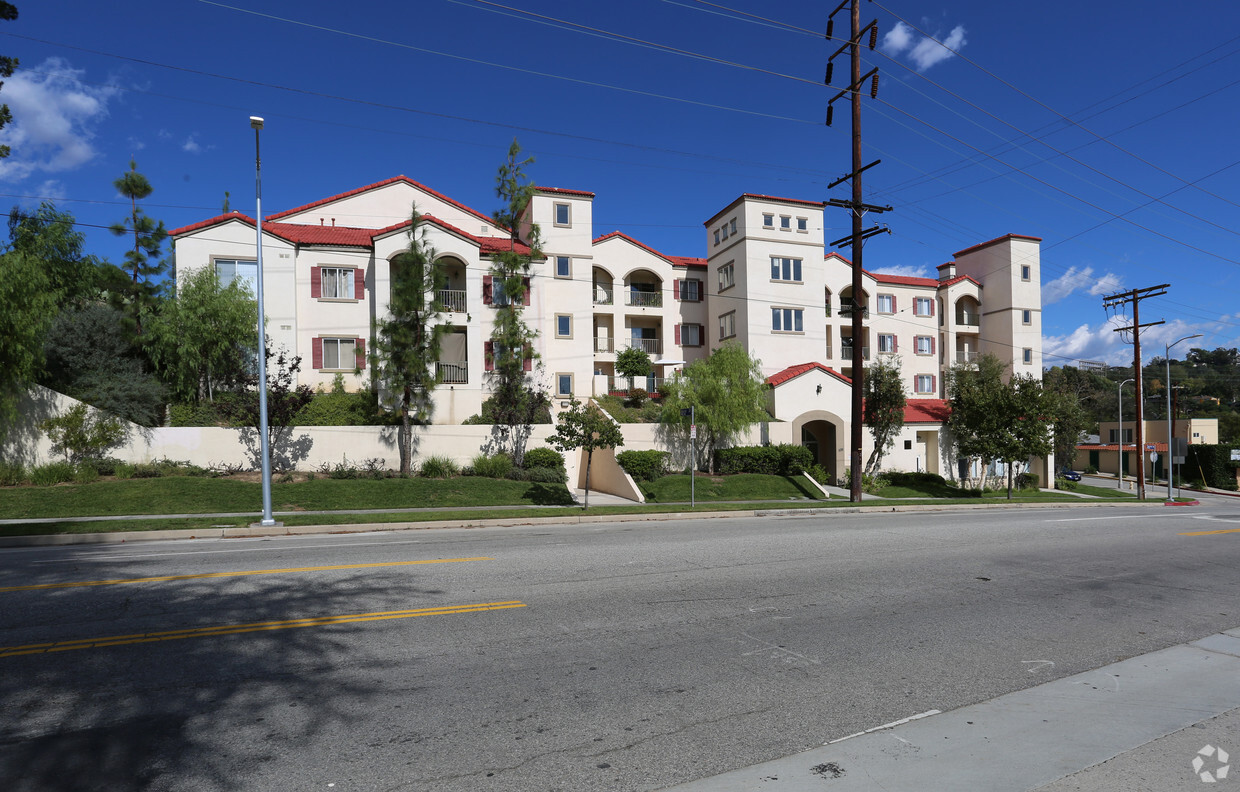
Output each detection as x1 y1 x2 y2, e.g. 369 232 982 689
1046 514 1187 523
25 537 434 563
1022 660 1056 673
826 710 941 744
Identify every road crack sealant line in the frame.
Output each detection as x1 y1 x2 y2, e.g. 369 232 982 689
0 500 1165 549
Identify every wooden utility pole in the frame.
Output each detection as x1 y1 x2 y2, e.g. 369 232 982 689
1103 284 1168 499
825 0 889 502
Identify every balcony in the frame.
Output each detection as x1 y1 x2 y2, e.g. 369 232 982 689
956 350 978 364
839 299 868 318
436 361 468 384
438 289 466 314
957 311 980 327
841 345 870 360
627 290 663 308
608 376 664 395
628 337 663 355
594 336 614 353
593 285 613 305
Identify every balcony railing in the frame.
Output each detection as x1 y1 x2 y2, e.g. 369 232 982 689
627 290 663 308
839 299 868 318
593 286 613 305
594 336 614 353
840 345 870 360
608 376 664 395
436 361 468 384
628 337 663 355
957 311 980 327
438 289 466 313
957 350 978 364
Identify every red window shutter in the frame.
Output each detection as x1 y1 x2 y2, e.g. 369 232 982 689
522 277 531 306
673 279 681 301
311 267 322 298
355 338 365 366
696 279 704 302
354 268 365 298
484 341 494 371
933 375 938 393
312 337 323 369
893 336 898 353
483 275 493 305
930 299 936 316
892 296 897 313
522 344 532 372
912 374 917 391
674 323 681 345
931 337 936 354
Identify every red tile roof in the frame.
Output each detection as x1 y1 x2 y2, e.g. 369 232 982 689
1077 442 1168 452
169 212 252 237
265 175 497 230
868 271 941 288
765 362 851 387
903 399 951 423
264 222 375 247
938 274 983 288
825 251 853 265
669 256 707 269
537 186 595 198
593 231 672 263
953 234 1042 259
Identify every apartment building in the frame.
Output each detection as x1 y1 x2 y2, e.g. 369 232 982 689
171 177 1045 478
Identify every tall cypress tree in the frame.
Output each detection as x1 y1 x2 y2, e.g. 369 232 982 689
370 205 445 475
487 139 548 461
108 158 168 333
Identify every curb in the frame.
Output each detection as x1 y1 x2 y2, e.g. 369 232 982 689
1164 499 1200 506
0 499 1165 548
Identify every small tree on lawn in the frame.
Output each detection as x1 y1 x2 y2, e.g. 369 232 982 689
548 398 624 509
999 374 1053 499
659 342 767 473
222 344 314 471
863 357 906 473
946 353 1007 489
39 403 125 464
369 205 445 475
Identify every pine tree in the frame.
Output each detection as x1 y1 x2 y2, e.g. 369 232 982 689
370 205 446 475
0 2 18 161
107 159 168 333
486 140 548 461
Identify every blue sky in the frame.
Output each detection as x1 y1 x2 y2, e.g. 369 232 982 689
4 0 1240 368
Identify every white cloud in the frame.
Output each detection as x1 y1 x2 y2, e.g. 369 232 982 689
182 135 201 153
1043 317 1211 368
0 58 118 182
1042 266 1122 305
870 263 932 279
34 179 66 202
1087 272 1122 296
881 21 966 72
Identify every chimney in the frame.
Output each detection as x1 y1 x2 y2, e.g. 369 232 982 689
937 261 956 281
332 218 336 227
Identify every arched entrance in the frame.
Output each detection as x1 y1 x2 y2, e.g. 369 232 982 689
792 410 845 484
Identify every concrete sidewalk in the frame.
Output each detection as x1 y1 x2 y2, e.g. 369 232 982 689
660 628 1240 791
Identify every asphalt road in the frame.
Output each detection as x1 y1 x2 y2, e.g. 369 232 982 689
2 500 1239 792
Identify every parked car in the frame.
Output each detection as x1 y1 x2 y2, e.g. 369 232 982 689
1060 469 1082 482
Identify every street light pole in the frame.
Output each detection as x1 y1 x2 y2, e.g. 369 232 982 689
251 116 275 526
1165 334 1202 501
1118 378 1134 490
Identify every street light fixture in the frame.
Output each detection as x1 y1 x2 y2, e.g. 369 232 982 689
251 115 276 526
1118 378 1133 490
1165 333 1202 501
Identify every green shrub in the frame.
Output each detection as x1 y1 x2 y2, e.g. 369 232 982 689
39 403 126 464
1084 465 1099 474
624 387 649 409
169 402 226 427
861 471 889 494
129 463 164 479
1055 476 1077 491
419 455 460 479
505 468 531 481
804 463 831 485
716 444 813 476
1186 444 1238 489
775 444 813 475
74 462 100 484
470 452 513 479
522 447 565 472
295 376 376 425
462 396 552 425
114 463 135 480
883 471 947 489
616 450 667 481
0 461 26 486
30 462 75 486
1015 472 1040 490
525 466 566 483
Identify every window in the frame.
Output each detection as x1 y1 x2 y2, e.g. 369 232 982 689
763 213 774 228
876 294 894 314
315 337 360 371
484 275 530 307
556 373 573 397
720 223 728 240
771 307 804 333
312 266 356 300
796 217 808 232
729 219 737 235
714 229 720 246
555 314 572 338
915 374 936 394
674 322 704 347
1021 264 1031 281
915 335 934 355
215 259 257 294
555 256 571 279
554 202 571 227
676 278 702 302
719 310 736 340
1109 428 1134 443
1023 347 1033 364
718 261 735 292
780 215 791 230
770 256 803 282
1022 309 1032 325
914 297 934 317
877 333 896 354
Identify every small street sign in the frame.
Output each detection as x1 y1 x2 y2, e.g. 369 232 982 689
1149 452 1158 463
1146 444 1156 450
690 424 697 439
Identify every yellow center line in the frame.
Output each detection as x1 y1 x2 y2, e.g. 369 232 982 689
1179 528 1240 536
0 600 527 658
0 557 493 593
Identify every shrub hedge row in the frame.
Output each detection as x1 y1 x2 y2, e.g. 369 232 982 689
715 444 813 476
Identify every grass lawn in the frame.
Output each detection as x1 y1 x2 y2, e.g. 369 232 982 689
0 476 575 520
1071 483 1137 498
639 473 826 503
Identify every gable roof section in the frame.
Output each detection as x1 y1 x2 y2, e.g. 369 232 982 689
265 175 497 229
669 255 707 269
169 212 251 238
766 362 852 388
537 186 595 199
938 273 983 288
170 213 373 247
953 233 1042 259
593 231 673 264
